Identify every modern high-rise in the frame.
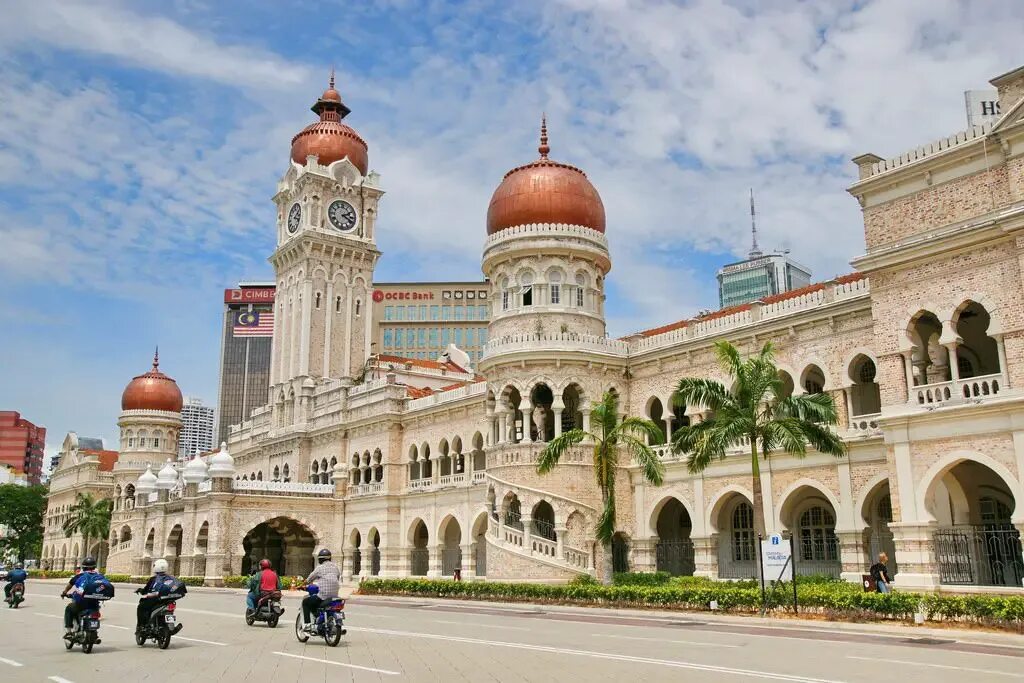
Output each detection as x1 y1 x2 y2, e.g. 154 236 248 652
179 397 215 459
216 283 275 442
0 411 45 486
716 191 812 308
373 281 491 366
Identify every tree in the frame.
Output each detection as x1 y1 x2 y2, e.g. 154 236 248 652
62 493 112 568
671 340 846 541
0 484 47 563
537 391 665 583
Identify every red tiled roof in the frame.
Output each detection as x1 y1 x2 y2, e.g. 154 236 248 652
405 386 435 399
632 272 866 338
81 449 119 471
373 354 467 374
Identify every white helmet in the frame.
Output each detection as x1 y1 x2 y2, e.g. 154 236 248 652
153 559 169 574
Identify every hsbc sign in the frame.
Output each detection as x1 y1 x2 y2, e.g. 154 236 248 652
224 288 276 304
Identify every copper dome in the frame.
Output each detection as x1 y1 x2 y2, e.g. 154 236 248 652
290 72 369 175
486 118 605 235
121 351 183 413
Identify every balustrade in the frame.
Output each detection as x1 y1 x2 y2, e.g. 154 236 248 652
472 471 487 484
563 546 589 569
409 479 433 491
530 536 557 558
353 483 384 496
233 480 334 496
913 373 1005 407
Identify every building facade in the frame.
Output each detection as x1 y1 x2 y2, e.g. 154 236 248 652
179 397 215 460
43 65 1024 592
216 284 275 443
0 411 46 486
373 281 490 366
717 253 813 309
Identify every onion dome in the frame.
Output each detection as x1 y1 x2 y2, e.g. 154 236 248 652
182 454 208 484
486 116 605 235
208 442 236 479
290 70 369 175
121 349 183 413
155 459 178 490
136 465 158 494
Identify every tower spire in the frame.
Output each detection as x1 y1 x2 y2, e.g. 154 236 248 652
153 346 160 370
538 113 550 159
748 188 762 258
329 66 335 90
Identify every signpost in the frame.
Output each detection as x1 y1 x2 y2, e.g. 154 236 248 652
758 533 799 615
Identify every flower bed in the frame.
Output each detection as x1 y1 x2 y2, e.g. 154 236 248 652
358 578 1024 630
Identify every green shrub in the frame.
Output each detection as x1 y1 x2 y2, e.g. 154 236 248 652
613 572 671 586
223 575 249 588
179 576 206 586
568 574 598 586
104 574 132 584
27 569 75 579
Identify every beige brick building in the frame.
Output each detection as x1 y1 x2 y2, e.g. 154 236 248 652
44 65 1024 592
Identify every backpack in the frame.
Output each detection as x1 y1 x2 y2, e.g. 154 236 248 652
154 575 188 599
81 573 115 601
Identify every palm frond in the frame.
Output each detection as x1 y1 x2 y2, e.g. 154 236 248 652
536 429 587 475
778 392 840 425
795 420 848 458
714 339 744 377
673 378 730 413
762 418 810 457
617 432 665 486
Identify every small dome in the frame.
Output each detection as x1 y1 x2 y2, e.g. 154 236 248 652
155 459 178 490
136 465 158 493
121 350 183 413
208 442 236 479
182 454 209 484
290 72 369 175
486 117 605 235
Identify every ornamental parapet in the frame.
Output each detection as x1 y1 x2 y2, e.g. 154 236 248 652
406 381 487 412
482 223 609 251
482 332 628 360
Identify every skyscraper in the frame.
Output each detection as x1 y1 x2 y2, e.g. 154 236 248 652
0 411 46 486
216 283 275 442
179 397 215 459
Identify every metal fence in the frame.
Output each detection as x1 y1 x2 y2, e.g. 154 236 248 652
369 549 381 576
504 508 523 531
410 548 429 576
612 537 630 573
933 525 1024 587
442 548 462 576
476 541 487 577
656 540 695 576
795 534 841 578
717 538 757 579
533 519 557 541
351 549 362 577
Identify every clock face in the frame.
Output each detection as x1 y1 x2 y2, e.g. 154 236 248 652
287 203 302 234
328 200 357 232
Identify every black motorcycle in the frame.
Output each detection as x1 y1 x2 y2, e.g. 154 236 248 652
135 590 183 649
246 589 284 628
62 598 102 654
4 583 24 609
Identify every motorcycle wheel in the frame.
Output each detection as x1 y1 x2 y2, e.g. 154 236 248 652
245 610 256 626
268 615 279 628
158 626 172 650
294 613 309 643
135 630 146 646
12 599 20 609
324 618 341 647
83 632 95 654
64 635 74 650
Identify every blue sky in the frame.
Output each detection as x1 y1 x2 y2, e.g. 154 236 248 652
1 0 1021 460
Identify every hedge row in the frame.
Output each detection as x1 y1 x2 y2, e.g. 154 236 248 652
26 571 205 586
358 578 1024 628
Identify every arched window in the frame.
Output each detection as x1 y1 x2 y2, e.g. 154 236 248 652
798 506 838 562
355 299 362 316
335 296 342 312
500 277 510 311
315 292 321 309
548 270 562 306
575 273 586 308
283 464 290 482
731 502 755 562
520 272 534 307
273 466 280 481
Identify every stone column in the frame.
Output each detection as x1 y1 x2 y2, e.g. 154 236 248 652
341 550 352 583
323 280 334 375
552 399 565 438
581 409 592 442
692 535 717 579
460 542 472 578
836 528 868 583
427 544 441 578
555 526 566 561
995 334 1010 386
902 351 918 398
946 343 961 383
520 399 534 443
889 521 941 591
497 410 509 444
664 415 675 443
521 515 533 553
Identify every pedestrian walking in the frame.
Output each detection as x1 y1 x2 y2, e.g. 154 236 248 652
869 552 892 593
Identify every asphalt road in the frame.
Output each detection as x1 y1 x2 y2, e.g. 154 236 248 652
1 584 1023 682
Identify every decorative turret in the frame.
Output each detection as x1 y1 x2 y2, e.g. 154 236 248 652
182 454 209 485
118 350 183 465
208 442 235 478
155 459 178 490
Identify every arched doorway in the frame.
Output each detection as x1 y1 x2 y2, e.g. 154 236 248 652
781 486 841 577
367 528 381 576
715 495 757 579
409 520 429 576
612 532 630 573
351 530 362 577
194 522 209 577
241 517 317 576
472 513 488 577
862 482 896 576
440 516 462 576
646 397 666 445
654 498 695 576
166 525 183 575
927 459 1022 586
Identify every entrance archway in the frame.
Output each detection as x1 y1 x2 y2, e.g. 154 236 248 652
612 533 630 573
440 516 462 576
241 517 317 576
351 530 362 577
409 520 429 576
472 513 488 577
166 525 183 575
653 497 694 576
367 528 381 576
714 494 757 579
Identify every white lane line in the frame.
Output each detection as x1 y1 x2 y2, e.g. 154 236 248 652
31 612 226 645
433 619 529 631
176 635 228 646
592 633 740 648
847 655 1024 678
0 656 23 667
353 626 843 682
273 651 400 676
49 677 76 683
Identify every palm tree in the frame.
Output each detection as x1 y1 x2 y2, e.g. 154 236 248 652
63 493 113 569
537 391 665 583
671 340 846 541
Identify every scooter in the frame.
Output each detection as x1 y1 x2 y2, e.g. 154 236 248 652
246 590 284 628
294 585 345 647
4 583 24 608
135 590 184 649
62 597 102 654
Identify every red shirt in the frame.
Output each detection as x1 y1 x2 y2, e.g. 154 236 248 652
259 569 279 592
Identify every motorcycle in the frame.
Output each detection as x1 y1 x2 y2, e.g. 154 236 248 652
4 583 24 609
62 598 102 654
246 590 284 628
135 590 184 649
294 586 345 647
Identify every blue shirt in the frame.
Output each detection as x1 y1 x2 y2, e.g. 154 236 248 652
6 569 26 583
69 571 106 606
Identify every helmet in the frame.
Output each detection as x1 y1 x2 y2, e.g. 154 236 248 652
14 563 23 570
259 559 272 570
317 549 332 563
81 557 97 570
153 559 169 574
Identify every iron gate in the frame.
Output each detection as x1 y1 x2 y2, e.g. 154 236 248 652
656 540 695 576
410 549 429 576
934 526 1024 586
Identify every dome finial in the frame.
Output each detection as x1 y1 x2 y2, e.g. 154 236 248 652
538 113 550 159
329 66 335 90
153 346 159 370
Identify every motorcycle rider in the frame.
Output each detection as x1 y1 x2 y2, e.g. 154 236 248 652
135 559 183 635
301 549 340 628
246 558 282 615
4 562 27 602
59 557 103 636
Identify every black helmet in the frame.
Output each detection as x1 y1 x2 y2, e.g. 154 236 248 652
81 557 97 570
317 549 332 562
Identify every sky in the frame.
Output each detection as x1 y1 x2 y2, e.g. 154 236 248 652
1 0 1022 463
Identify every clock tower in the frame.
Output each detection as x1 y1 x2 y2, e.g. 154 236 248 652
268 74 384 420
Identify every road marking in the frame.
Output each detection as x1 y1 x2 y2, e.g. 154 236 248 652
433 619 529 631
352 626 843 682
592 633 740 647
273 651 400 676
847 655 1024 678
176 635 227 646
0 656 23 667
30 612 226 645
49 677 76 683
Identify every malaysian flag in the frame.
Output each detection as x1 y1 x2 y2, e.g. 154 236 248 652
234 310 274 337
